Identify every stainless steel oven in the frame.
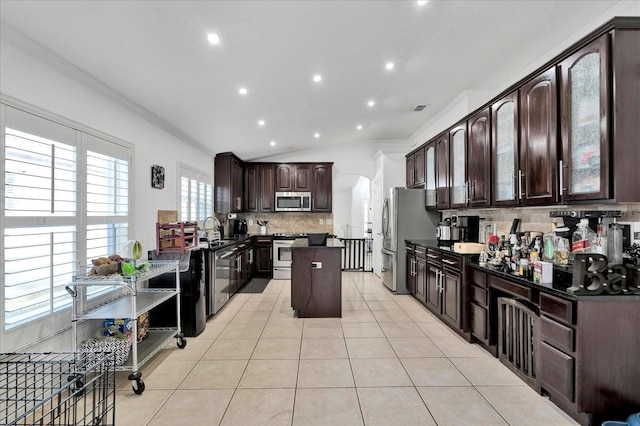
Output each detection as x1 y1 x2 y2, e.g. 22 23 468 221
273 239 294 279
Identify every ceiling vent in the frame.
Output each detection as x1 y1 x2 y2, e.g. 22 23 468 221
412 104 428 112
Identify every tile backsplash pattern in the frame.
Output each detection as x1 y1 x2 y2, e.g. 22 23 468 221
216 212 333 235
444 203 640 239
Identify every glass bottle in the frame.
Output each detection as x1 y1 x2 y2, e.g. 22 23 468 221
572 218 596 255
592 219 607 256
543 223 556 263
608 221 623 265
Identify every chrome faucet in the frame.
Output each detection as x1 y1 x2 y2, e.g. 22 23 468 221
203 216 222 244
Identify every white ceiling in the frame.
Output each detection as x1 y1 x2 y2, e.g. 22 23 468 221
0 1 625 161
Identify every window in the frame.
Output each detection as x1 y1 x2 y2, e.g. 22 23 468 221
178 163 212 223
1 103 131 351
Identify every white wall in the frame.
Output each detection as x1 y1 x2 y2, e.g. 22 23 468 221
0 39 215 255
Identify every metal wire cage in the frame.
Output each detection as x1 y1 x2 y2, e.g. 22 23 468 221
0 352 116 426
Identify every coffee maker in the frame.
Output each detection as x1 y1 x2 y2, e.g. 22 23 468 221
451 215 480 242
232 219 248 235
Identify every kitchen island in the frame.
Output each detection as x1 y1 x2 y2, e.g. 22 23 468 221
291 237 344 318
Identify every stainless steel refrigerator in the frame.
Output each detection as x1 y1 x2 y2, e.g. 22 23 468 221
381 188 439 293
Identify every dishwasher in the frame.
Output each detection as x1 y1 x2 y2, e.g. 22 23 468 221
205 246 233 316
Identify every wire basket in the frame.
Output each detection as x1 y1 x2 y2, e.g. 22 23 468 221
0 352 116 426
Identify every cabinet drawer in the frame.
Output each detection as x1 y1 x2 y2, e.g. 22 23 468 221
540 341 575 402
489 275 532 300
540 293 575 325
426 249 442 263
470 268 487 288
255 236 273 245
471 285 487 306
414 245 427 259
470 302 488 341
441 253 461 270
541 315 574 353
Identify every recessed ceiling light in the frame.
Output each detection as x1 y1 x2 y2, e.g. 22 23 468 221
417 0 428 5
270 141 276 146
313 74 322 83
314 133 320 138
207 33 220 45
356 125 363 130
238 87 248 95
386 62 395 70
367 100 375 107
258 120 265 126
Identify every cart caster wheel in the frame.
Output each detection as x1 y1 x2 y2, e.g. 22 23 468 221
132 379 145 394
177 337 187 349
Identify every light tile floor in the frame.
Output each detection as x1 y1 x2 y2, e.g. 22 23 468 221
115 272 578 425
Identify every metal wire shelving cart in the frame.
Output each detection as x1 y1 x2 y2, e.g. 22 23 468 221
0 351 115 426
65 260 187 394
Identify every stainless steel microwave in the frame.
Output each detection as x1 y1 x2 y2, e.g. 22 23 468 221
275 192 312 212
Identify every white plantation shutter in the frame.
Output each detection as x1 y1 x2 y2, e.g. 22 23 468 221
178 163 213 222
1 103 132 351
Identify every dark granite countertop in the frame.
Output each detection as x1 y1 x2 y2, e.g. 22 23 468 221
291 238 344 249
406 239 640 301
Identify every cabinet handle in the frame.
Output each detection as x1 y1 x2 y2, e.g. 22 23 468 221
415 250 424 255
558 160 567 200
511 172 516 200
442 259 456 265
427 253 438 259
518 169 524 200
406 247 413 252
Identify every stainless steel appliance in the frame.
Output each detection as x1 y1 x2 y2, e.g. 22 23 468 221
451 215 480 242
381 188 439 293
436 218 452 242
204 246 232 316
275 192 312 212
272 233 307 279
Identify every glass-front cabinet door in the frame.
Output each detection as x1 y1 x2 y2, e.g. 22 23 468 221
560 35 609 201
449 124 467 208
491 91 519 206
425 141 436 208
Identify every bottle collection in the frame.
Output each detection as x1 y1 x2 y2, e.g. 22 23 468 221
478 217 625 281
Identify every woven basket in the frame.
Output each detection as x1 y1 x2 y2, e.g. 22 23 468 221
80 326 131 367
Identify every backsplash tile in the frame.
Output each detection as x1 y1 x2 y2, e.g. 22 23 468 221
216 212 333 235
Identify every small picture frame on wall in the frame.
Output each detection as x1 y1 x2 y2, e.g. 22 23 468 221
151 164 165 189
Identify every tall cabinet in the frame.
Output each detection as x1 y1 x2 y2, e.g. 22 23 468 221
435 133 450 210
492 92 520 206
467 108 491 207
449 123 468 209
425 141 437 209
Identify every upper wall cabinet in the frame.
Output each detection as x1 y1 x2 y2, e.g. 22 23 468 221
492 92 519 206
467 108 491 207
246 163 275 213
519 67 558 206
425 141 437 209
276 164 312 192
559 35 610 202
449 123 468 209
215 153 244 213
311 163 332 212
406 147 426 188
435 133 450 210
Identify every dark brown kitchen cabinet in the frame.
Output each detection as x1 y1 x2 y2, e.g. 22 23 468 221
311 163 332 212
275 164 294 191
405 147 425 188
246 163 275 213
491 91 520 206
469 268 489 346
519 67 558 206
425 141 437 209
253 236 273 278
215 153 244 213
294 164 312 191
260 164 275 212
423 248 463 331
435 133 450 210
449 123 468 208
467 108 491 207
414 245 427 304
559 35 610 202
405 244 416 295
